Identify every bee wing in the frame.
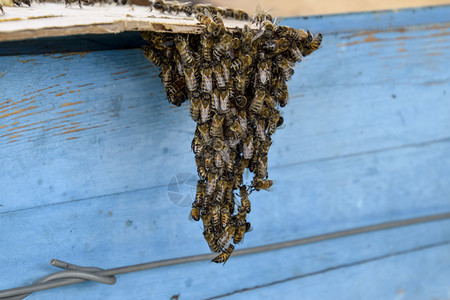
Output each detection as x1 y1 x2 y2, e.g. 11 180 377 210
252 29 265 42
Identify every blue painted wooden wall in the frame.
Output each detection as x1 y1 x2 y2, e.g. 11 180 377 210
1 5 450 299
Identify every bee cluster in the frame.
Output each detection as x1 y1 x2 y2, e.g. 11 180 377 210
141 2 322 264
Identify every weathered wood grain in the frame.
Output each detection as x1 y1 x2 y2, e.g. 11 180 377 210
0 3 256 42
1 21 449 212
0 5 449 300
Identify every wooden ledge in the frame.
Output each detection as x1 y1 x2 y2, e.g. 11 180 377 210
0 4 253 42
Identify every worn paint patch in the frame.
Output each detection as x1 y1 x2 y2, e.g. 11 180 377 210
60 101 85 107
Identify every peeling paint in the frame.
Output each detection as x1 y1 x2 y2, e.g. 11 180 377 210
16 59 35 64
59 101 85 107
57 109 78 114
111 71 129 75
24 85 60 96
0 106 38 119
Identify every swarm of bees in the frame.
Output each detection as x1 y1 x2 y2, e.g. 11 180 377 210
142 1 321 264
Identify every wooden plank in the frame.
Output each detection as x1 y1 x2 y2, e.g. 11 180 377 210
1 206 448 298
216 242 450 300
0 141 449 296
0 3 254 42
1 21 449 212
0 5 449 299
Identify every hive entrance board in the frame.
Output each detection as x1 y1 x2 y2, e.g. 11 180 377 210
0 3 256 42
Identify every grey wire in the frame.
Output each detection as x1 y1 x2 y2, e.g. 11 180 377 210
2 260 116 300
0 212 449 299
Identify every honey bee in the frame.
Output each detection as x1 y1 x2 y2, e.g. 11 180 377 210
256 156 268 179
250 89 265 114
278 57 295 81
204 152 214 170
204 228 221 253
303 31 323 56
184 67 198 92
151 34 175 50
226 151 236 173
201 211 212 229
200 99 211 124
213 139 230 164
230 55 252 74
152 0 170 13
214 152 224 171
212 244 234 264
169 1 192 16
228 8 248 21
235 72 248 95
267 111 280 135
233 95 246 109
190 206 200 222
259 138 272 157
217 224 235 248
213 64 227 89
206 173 219 195
252 178 273 191
210 114 225 138
198 123 210 143
236 205 247 221
278 26 305 44
290 44 304 62
221 59 232 83
243 135 254 160
262 20 276 38
196 12 218 34
196 156 207 179
143 46 162 66
191 133 203 155
201 36 214 62
264 94 276 109
252 8 273 27
210 205 221 230
201 67 213 93
233 219 246 244
212 13 225 36
220 206 232 227
264 38 291 54
175 36 195 66
219 90 229 112
273 79 289 107
237 109 247 131
166 77 187 97
255 118 266 141
212 34 232 61
234 172 244 190
257 60 272 85
239 185 251 213
193 3 213 14
230 120 245 139
212 89 221 112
